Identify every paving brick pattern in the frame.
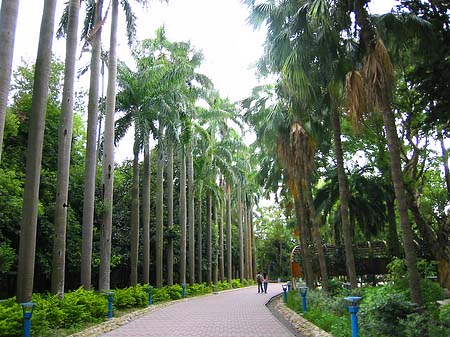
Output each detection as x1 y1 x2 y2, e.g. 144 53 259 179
101 285 295 337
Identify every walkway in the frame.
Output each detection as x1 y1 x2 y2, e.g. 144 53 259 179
100 285 296 337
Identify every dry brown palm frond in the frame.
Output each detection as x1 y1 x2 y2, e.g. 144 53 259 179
363 37 395 110
345 70 368 129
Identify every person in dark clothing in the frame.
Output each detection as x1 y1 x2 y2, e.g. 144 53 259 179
256 271 264 293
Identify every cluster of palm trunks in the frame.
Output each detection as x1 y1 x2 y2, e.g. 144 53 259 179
291 241 390 278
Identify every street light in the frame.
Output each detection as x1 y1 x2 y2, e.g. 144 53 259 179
299 286 308 313
20 302 35 337
106 291 114 319
281 284 288 303
148 286 153 305
344 296 362 337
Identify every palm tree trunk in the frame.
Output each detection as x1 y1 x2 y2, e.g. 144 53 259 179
206 193 212 285
142 138 151 284
237 186 244 284
294 179 315 289
226 183 232 287
251 211 256 280
166 138 174 285
156 125 164 288
219 198 224 282
197 184 203 283
0 0 20 162
179 146 187 285
304 170 329 292
243 201 249 280
386 196 400 257
331 108 358 289
188 145 195 285
99 0 118 292
382 106 423 305
16 0 58 303
130 135 140 285
213 201 219 289
51 0 80 297
247 202 253 280
81 0 103 290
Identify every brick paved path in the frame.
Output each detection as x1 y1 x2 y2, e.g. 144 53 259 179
100 285 295 337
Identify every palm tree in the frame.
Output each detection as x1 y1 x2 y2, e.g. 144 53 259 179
16 0 58 303
80 0 104 290
142 137 151 284
346 0 423 305
51 0 81 297
0 0 20 162
179 142 187 285
98 0 119 292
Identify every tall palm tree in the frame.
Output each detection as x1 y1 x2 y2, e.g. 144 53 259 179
156 123 164 287
98 0 119 292
166 136 174 285
51 0 81 297
179 142 187 285
0 0 20 162
346 0 423 305
16 0 58 303
142 137 151 284
80 0 104 290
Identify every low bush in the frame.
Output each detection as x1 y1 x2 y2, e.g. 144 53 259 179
0 298 22 337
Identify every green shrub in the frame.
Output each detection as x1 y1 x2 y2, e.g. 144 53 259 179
152 287 171 303
165 284 182 300
111 284 147 309
0 298 22 337
62 288 107 325
231 279 241 288
217 281 229 291
359 292 415 337
31 293 64 332
438 303 450 325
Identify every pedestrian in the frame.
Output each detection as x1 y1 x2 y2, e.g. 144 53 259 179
263 272 269 293
256 271 264 293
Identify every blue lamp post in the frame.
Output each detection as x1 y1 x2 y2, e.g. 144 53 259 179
281 284 288 303
182 283 186 298
20 302 35 337
299 286 308 313
106 291 114 319
344 296 362 337
148 286 153 305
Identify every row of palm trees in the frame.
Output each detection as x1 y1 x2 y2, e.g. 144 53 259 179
0 0 259 303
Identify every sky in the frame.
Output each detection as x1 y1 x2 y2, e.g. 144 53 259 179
7 0 398 162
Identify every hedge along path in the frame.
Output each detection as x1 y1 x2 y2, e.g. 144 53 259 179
76 285 295 337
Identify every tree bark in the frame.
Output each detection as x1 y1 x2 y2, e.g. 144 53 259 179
197 183 203 283
81 0 103 290
226 183 232 287
51 0 80 297
219 198 224 282
155 125 164 287
304 170 329 292
0 0 20 162
238 186 244 284
206 193 212 285
188 146 195 285
142 139 151 284
331 108 358 289
16 0 57 303
179 147 187 285
382 106 423 305
130 135 140 285
99 0 118 292
166 138 174 285
294 179 315 288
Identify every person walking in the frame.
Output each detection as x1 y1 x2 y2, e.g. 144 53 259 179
263 272 269 293
256 271 264 293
